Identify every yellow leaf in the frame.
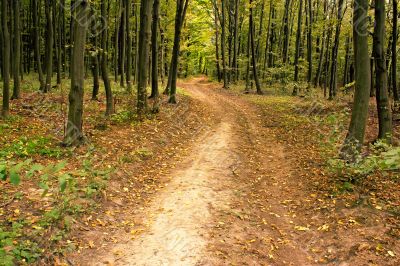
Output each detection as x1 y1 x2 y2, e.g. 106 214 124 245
294 225 310 231
388 250 395 257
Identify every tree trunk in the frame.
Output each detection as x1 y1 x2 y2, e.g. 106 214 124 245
126 0 132 92
137 0 153 116
150 0 160 99
12 0 21 99
120 0 126 88
342 0 371 158
213 3 221 81
64 0 89 146
306 0 312 86
328 0 344 100
44 0 53 93
1 0 10 117
282 0 291 64
392 0 399 102
168 0 190 103
101 0 113 116
373 0 392 142
33 0 45 91
220 0 228 88
293 0 303 96
249 0 262 95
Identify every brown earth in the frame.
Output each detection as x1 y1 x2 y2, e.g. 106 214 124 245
70 77 399 266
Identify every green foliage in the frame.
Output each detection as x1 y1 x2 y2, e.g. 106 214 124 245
328 141 400 182
0 225 41 265
0 136 64 159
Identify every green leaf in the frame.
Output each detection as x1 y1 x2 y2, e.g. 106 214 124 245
54 161 66 172
9 171 21 185
59 174 70 192
38 182 49 197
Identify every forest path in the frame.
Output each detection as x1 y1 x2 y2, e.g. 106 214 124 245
96 77 311 265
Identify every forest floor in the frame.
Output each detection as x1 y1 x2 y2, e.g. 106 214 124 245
1 77 399 265
72 77 399 266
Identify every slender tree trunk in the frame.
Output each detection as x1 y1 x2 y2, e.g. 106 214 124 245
328 0 344 100
120 0 126 87
44 0 53 93
12 0 21 99
91 27 100 101
114 1 120 82
392 0 399 102
282 0 291 64
249 0 262 95
232 0 239 82
150 0 160 99
293 0 303 96
213 3 221 81
342 0 371 157
126 0 132 92
64 0 89 146
306 0 312 86
101 0 113 116
168 0 190 103
33 0 45 91
1 0 10 117
137 0 153 116
221 0 228 88
245 18 251 92
373 0 392 142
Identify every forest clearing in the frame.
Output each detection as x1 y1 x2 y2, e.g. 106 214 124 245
1 0 400 265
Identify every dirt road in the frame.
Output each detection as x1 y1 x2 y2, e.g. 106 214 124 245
86 77 309 265
76 78 399 266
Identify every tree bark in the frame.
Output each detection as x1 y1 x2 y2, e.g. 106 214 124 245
101 0 113 116
328 0 344 100
126 0 132 92
64 0 89 146
392 0 399 102
249 0 263 95
150 0 160 99
220 0 228 88
293 0 303 96
373 0 392 142
1 0 10 117
33 0 45 91
168 0 190 103
137 0 153 116
12 0 21 99
342 0 371 157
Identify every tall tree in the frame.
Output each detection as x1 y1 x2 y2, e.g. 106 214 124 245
292 0 303 96
249 0 263 94
282 0 291 64
12 0 21 99
101 0 113 116
44 0 54 92
306 0 312 87
328 0 345 100
137 0 153 115
220 0 228 88
373 0 392 141
168 0 190 103
150 0 160 99
392 0 399 103
342 0 371 157
126 0 132 92
120 0 126 88
1 0 10 117
64 0 89 146
33 0 45 91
